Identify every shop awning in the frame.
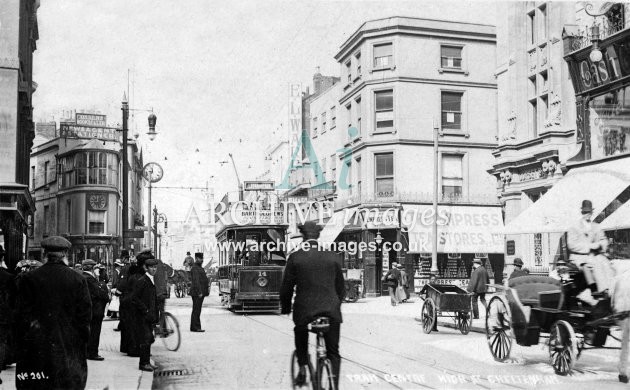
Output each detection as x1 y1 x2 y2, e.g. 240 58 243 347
402 204 504 254
504 158 630 234
601 200 630 230
318 208 356 244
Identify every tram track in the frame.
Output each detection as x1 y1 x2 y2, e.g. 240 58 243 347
243 313 529 390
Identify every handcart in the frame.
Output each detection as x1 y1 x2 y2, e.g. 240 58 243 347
420 284 473 335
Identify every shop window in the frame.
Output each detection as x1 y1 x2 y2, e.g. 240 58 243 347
589 86 630 159
375 153 393 197
440 46 462 69
88 210 106 234
441 91 463 130
375 90 393 131
442 154 463 199
373 43 392 68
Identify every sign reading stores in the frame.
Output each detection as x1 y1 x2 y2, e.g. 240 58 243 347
60 123 120 142
76 113 107 127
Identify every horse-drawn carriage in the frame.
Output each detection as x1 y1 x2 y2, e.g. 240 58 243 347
168 269 190 298
486 271 626 375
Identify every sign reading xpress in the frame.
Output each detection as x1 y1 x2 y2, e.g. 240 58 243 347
403 205 504 254
60 124 120 142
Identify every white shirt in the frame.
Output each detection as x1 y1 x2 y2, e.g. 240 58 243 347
146 273 155 285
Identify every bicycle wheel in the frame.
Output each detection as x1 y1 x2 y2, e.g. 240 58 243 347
160 312 181 351
316 358 336 390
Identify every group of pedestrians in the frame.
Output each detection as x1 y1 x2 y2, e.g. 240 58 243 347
382 262 410 306
0 237 165 389
116 248 166 372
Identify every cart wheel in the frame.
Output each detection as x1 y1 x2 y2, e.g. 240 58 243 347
549 320 578 376
457 312 471 335
421 298 436 334
485 296 512 362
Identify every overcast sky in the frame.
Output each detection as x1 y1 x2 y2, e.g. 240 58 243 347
33 0 498 220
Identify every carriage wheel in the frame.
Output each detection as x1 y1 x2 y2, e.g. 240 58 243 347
457 312 471 335
421 298 436 334
549 320 578 376
485 296 512 362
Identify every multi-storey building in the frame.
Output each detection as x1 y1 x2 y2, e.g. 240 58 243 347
28 113 145 273
493 2 630 274
0 0 39 270
287 17 504 296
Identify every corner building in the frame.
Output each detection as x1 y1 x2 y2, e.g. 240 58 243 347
300 17 504 296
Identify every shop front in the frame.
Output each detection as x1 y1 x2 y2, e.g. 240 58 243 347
402 204 505 290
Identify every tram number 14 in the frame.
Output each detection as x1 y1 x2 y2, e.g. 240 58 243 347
258 271 267 277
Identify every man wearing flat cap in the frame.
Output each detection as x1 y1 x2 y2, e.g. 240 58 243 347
15 236 91 389
567 199 615 294
509 258 529 280
280 221 345 388
83 259 110 361
131 255 159 372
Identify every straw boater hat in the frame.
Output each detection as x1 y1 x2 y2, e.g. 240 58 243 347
473 258 482 264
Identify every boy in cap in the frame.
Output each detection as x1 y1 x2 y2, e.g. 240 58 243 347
82 259 110 361
130 254 159 371
15 236 91 389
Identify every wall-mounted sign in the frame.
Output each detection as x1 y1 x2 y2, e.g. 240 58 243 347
506 240 515 256
87 193 108 210
76 113 107 127
60 123 119 142
566 34 630 95
288 83 303 167
244 181 275 191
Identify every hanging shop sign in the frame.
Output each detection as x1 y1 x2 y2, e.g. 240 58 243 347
565 34 630 95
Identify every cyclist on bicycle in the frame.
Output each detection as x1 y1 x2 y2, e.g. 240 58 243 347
280 221 345 388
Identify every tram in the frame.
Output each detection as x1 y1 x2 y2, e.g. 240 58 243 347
215 192 288 313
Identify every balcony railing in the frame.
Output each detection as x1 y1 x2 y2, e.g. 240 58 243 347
566 18 629 53
334 190 500 209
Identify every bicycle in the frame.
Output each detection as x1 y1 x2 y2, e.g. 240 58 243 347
155 310 181 351
290 316 336 390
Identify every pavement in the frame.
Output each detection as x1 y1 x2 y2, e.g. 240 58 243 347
0 318 154 390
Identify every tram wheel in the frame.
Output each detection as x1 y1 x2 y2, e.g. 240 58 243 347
549 320 577 376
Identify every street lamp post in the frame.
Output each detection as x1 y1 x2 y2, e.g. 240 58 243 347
431 118 440 275
153 205 167 254
121 94 157 254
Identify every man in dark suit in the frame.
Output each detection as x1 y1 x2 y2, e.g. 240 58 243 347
15 236 92 389
131 257 159 372
189 256 209 332
382 262 402 306
467 258 490 319
280 221 345 388
83 259 110 361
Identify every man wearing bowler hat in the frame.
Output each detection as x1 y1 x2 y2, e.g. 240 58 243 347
82 259 110 361
280 221 345 388
467 258 490 319
130 254 159 372
15 236 91 389
567 199 615 294
509 258 529 280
